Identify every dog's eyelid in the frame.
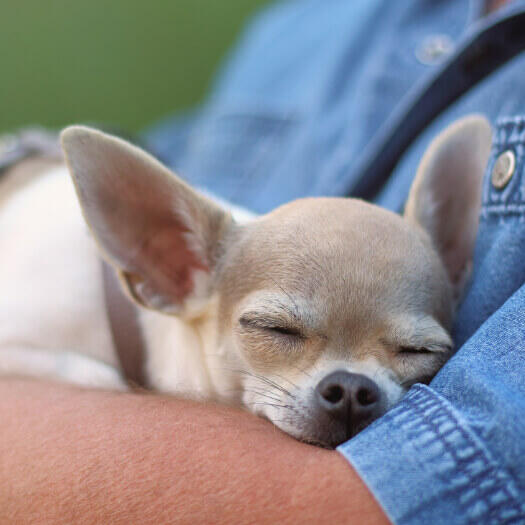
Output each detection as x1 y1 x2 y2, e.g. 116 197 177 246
238 313 304 337
396 342 451 354
398 345 433 354
381 335 451 354
239 303 303 326
384 316 453 354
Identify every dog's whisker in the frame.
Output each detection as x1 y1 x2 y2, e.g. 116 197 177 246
211 365 303 403
215 367 295 400
245 402 295 410
289 362 313 380
243 390 283 403
252 373 295 398
233 369 296 399
221 376 292 406
268 371 299 392
266 276 301 321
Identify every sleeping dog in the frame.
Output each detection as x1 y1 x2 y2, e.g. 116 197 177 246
0 116 491 447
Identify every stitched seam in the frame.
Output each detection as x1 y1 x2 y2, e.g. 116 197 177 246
482 204 525 212
496 116 525 126
407 385 525 523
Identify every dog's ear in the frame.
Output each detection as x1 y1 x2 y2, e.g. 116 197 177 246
61 126 234 316
404 115 492 298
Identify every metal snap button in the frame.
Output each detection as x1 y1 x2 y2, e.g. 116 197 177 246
416 34 454 65
491 150 516 189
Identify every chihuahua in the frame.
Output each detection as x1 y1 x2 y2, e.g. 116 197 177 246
0 115 491 448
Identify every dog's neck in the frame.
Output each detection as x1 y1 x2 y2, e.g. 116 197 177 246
136 296 224 398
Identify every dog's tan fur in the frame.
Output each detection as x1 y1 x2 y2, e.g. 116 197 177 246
0 116 492 446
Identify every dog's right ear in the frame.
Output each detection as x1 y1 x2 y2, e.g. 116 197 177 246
61 126 234 317
404 115 492 299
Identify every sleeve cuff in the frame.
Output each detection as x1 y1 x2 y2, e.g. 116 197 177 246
337 384 524 525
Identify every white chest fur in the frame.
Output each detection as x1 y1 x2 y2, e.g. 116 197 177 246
0 165 253 394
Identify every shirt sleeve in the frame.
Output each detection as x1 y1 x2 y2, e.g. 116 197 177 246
337 284 525 525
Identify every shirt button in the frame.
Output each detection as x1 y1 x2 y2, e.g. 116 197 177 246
416 34 454 65
491 150 516 189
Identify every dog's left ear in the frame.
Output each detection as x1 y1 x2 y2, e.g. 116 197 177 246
404 115 492 298
61 126 234 317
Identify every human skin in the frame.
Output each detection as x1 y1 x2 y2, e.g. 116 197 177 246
0 379 389 524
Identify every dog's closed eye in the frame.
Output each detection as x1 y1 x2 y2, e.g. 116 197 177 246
267 325 303 337
384 315 453 357
398 346 433 355
239 315 304 339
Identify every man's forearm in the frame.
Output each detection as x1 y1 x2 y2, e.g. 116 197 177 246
0 379 388 524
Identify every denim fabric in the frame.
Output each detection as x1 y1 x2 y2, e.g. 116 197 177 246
340 116 525 524
146 0 525 522
147 0 471 212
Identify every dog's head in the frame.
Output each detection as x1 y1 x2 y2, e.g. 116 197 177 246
62 115 491 447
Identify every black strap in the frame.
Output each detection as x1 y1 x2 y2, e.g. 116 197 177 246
102 260 147 388
346 8 525 201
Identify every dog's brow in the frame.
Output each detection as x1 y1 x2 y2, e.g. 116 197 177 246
383 316 453 352
240 307 297 325
240 294 305 325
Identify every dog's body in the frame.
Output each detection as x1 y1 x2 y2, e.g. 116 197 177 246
0 116 492 447
0 161 252 394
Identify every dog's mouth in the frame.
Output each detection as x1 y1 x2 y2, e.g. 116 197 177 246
296 435 334 450
304 421 378 449
266 407 383 449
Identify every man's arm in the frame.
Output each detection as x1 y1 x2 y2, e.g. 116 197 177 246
0 378 388 524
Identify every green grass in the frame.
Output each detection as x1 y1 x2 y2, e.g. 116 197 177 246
0 0 268 133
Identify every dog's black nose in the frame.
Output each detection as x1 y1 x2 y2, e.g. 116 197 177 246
315 370 380 435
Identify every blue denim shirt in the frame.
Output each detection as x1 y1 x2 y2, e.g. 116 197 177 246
146 1 525 522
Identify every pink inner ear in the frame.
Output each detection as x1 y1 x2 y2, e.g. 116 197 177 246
430 162 481 289
442 239 472 286
136 222 209 304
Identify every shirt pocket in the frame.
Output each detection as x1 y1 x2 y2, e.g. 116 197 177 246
178 103 300 210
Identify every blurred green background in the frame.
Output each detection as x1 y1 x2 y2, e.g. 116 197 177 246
0 0 268 134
